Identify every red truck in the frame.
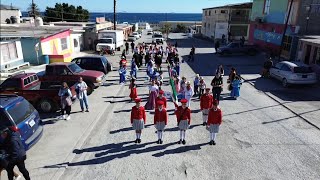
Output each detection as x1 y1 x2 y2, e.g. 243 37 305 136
37 62 105 95
0 72 76 113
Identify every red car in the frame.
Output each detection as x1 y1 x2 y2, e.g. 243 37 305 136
0 72 76 113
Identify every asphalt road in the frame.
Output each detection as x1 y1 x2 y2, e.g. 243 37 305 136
5 32 320 180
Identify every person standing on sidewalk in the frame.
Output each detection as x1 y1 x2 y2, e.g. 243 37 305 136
58 82 72 121
0 127 30 180
76 77 89 112
174 99 191 145
154 101 168 144
211 73 223 102
131 98 146 143
200 88 213 126
207 100 222 145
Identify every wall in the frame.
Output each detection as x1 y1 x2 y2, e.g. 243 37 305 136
0 9 21 24
214 22 228 39
71 33 84 53
0 40 25 72
20 37 42 65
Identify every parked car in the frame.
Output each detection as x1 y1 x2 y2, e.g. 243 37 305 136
38 62 105 95
132 32 141 39
72 56 113 75
269 61 318 87
217 42 258 56
0 94 43 150
128 35 137 42
152 34 164 44
0 72 77 112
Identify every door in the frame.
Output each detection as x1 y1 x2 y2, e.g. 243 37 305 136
279 64 292 80
271 63 283 80
304 45 312 64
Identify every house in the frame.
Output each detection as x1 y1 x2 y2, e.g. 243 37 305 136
0 4 21 24
0 39 29 72
116 24 133 40
202 2 252 41
137 22 151 30
249 0 320 59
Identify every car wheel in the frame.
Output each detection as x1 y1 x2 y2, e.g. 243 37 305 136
282 78 289 87
38 98 56 113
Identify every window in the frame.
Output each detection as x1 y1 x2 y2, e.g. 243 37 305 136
0 111 12 127
23 77 31 86
60 38 68 50
7 99 35 125
209 11 211 16
205 11 207 16
0 79 20 90
0 42 18 62
283 36 292 52
221 10 226 14
280 65 291 71
275 63 283 69
264 0 271 14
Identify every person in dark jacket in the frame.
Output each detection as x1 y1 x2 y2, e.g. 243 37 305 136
0 127 30 180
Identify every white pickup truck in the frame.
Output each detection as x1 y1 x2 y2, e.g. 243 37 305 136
152 34 164 44
96 30 124 52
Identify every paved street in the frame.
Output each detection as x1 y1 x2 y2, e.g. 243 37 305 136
5 32 320 180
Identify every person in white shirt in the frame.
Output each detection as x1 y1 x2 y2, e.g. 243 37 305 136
75 77 89 112
184 81 194 107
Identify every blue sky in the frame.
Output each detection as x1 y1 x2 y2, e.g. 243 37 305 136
2 0 251 13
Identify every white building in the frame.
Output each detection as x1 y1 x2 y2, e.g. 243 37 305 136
0 4 22 24
202 2 252 41
137 22 151 30
0 40 29 72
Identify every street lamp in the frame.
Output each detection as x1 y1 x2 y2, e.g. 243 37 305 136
305 5 311 34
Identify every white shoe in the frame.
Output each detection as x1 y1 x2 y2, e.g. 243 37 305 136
57 115 63 120
63 115 66 119
66 115 71 121
15 175 22 180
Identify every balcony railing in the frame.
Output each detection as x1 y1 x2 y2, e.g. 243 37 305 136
230 15 250 23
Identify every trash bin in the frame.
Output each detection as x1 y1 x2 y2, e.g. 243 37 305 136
42 55 49 64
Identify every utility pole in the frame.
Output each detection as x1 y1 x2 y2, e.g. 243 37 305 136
114 0 117 30
278 0 294 59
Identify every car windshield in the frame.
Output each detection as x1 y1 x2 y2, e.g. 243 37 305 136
7 99 35 125
68 63 84 73
154 34 163 38
98 39 112 44
293 66 313 73
227 43 238 48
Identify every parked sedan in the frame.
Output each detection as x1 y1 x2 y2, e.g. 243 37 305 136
269 61 318 87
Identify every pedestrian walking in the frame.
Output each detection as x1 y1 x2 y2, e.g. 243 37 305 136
131 42 135 53
119 65 127 84
214 40 220 54
0 127 30 180
130 58 138 79
230 76 242 99
58 82 72 121
174 62 180 76
129 78 137 101
184 81 194 107
125 41 129 55
211 73 223 102
198 77 206 98
193 74 200 96
131 98 146 143
154 101 168 144
156 90 167 108
174 99 191 145
76 77 89 112
145 80 159 110
207 100 222 145
200 88 213 126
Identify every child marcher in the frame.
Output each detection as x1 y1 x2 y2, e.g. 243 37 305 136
156 90 167 108
129 78 137 101
200 88 213 126
207 100 222 145
174 99 191 145
131 98 146 143
145 80 159 110
199 77 206 98
180 76 187 93
119 65 127 84
230 76 242 99
154 101 168 144
184 81 194 107
193 74 200 96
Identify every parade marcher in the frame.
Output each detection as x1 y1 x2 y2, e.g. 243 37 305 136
75 77 89 112
230 76 242 99
200 88 213 126
129 78 137 101
211 73 223 102
174 62 180 76
216 64 225 76
228 67 237 83
180 76 187 93
174 99 191 145
130 41 135 53
193 74 200 96
157 71 164 90
125 41 129 55
207 100 222 145
147 62 155 81
145 52 151 66
119 65 127 84
145 80 159 110
198 77 206 98
214 40 220 54
58 82 72 120
0 127 30 180
131 98 146 143
130 58 138 79
138 51 144 68
184 81 194 107
174 76 181 93
154 101 168 144
156 90 167 108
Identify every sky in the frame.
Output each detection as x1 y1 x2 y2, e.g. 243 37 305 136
2 0 252 13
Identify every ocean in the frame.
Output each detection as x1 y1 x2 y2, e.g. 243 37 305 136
22 12 202 24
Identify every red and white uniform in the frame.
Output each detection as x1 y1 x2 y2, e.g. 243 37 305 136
154 108 168 125
156 96 167 108
207 108 222 125
200 94 213 123
131 106 146 124
175 105 191 125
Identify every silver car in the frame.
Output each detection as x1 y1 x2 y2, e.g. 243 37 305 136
269 61 318 87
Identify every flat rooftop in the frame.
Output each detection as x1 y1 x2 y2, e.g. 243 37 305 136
203 2 252 10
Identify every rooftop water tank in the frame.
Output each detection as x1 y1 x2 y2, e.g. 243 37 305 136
35 17 43 27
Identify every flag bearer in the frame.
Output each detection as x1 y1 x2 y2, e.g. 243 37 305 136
154 101 168 144
174 99 191 145
200 88 213 126
131 98 146 143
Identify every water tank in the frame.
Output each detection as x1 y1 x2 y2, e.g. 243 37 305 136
35 17 44 27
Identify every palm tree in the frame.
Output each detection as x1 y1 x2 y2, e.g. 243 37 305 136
27 2 41 18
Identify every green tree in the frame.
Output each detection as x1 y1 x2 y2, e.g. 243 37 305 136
44 3 89 22
160 23 171 35
27 3 41 17
176 23 187 33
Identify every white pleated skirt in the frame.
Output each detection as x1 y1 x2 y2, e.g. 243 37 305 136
132 119 145 130
178 120 189 130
